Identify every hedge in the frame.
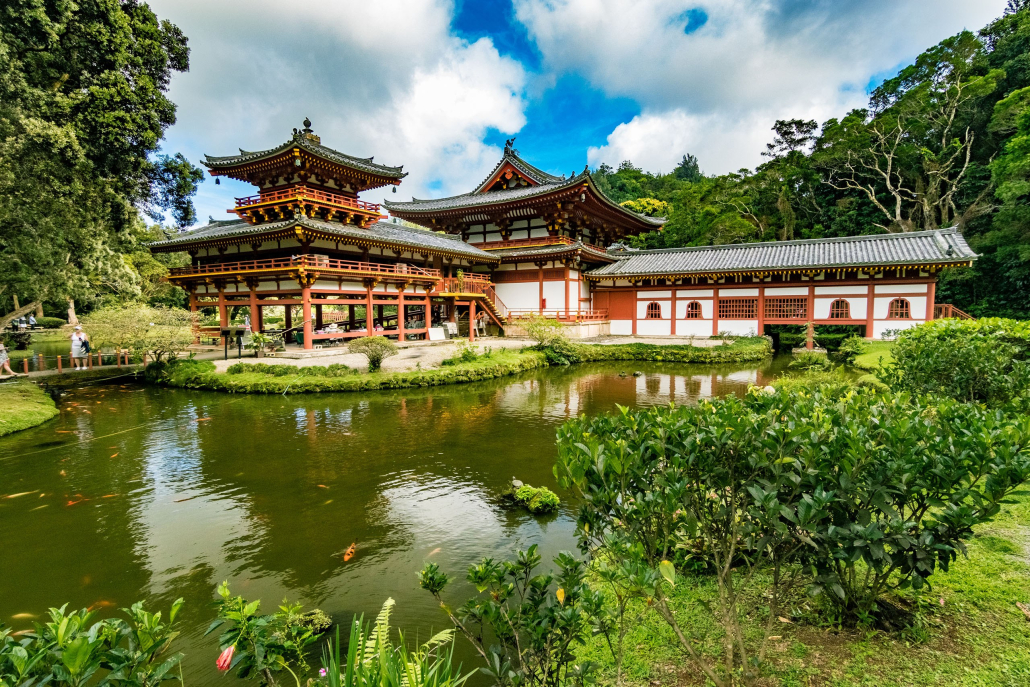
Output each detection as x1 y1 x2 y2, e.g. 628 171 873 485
35 316 67 329
147 338 772 395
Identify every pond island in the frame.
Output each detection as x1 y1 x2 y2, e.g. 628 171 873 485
149 122 978 349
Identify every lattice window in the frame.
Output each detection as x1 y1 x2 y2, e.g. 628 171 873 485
645 302 662 319
887 298 911 319
829 299 851 319
718 298 758 319
685 301 703 319
764 297 808 320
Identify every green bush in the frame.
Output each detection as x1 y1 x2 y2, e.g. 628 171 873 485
543 337 581 366
556 388 1030 678
348 336 398 373
881 318 1030 405
771 367 863 398
34 316 66 328
513 484 561 514
441 341 487 366
225 363 356 378
788 350 832 370
834 335 867 364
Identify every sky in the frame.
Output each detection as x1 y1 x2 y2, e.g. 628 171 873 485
147 0 1010 228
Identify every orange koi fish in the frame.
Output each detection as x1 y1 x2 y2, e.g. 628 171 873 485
343 543 356 561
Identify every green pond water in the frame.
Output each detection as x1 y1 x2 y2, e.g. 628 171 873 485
0 357 791 684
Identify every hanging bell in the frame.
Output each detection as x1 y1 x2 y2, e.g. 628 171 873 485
215 178 220 185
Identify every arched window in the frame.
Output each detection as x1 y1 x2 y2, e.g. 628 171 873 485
645 302 662 319
829 299 851 319
685 301 703 319
887 298 911 319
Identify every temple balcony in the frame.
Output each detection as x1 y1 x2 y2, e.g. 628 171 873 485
168 254 440 284
232 186 383 226
473 235 603 251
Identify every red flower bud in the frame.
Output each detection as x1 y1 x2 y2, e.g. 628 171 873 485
216 645 235 671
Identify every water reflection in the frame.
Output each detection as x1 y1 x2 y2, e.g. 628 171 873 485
0 357 790 686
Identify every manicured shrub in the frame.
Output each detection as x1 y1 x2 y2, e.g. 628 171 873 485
543 336 581 366
513 484 560 513
348 336 398 373
225 363 356 378
834 335 867 364
881 318 1030 405
34 316 66 328
788 349 832 370
555 388 1030 681
418 546 609 687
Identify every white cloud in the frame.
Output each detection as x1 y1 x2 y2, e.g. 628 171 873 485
519 0 1009 174
148 0 527 224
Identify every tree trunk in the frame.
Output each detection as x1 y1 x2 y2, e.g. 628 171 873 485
1 301 41 330
13 295 19 311
36 302 44 318
67 298 79 325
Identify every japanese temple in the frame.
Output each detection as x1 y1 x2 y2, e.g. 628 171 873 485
150 123 977 349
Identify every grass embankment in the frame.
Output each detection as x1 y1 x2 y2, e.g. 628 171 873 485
853 340 895 371
578 488 1030 685
148 338 772 394
0 382 59 436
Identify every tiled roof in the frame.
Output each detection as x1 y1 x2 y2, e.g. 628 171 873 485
384 170 666 226
493 241 614 262
586 228 977 278
203 132 405 179
473 149 563 192
148 218 496 261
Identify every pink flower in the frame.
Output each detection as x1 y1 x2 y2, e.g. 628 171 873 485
216 645 235 671
319 669 328 677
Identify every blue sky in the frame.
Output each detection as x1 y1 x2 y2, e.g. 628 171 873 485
148 0 1008 227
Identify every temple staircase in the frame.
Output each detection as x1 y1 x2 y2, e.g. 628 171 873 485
433 277 508 330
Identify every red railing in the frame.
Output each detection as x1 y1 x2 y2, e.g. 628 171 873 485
170 254 440 279
507 309 609 322
472 236 604 252
235 186 381 213
934 304 974 320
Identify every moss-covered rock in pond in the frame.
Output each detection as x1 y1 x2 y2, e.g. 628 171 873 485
513 484 560 514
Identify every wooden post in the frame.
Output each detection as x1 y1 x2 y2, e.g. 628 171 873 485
538 266 545 313
22 359 29 374
712 288 720 337
97 352 102 367
398 290 406 342
248 286 259 333
926 279 936 321
756 286 765 338
189 292 200 343
87 353 93 369
315 303 323 330
564 265 570 320
301 282 313 350
365 285 374 334
865 283 875 339
57 355 62 373
285 303 293 331
469 300 476 342
806 322 815 350
117 350 122 368
806 284 816 349
348 304 356 330
671 287 678 336
217 287 228 347
38 353 44 371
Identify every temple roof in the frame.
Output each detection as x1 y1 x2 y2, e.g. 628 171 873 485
148 217 496 262
472 146 564 192
493 240 614 263
384 169 666 227
203 128 406 181
586 228 977 279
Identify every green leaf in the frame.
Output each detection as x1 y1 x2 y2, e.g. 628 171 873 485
658 560 675 587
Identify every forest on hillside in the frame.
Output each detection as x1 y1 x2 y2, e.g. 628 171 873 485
596 0 1030 319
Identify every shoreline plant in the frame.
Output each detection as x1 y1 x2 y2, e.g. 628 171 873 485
348 337 398 373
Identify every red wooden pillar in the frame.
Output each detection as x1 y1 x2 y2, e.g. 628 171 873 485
756 286 765 338
398 290 406 342
248 286 258 333
806 284 815 349
425 294 432 333
57 355 63 373
712 287 720 336
671 286 678 336
539 266 545 313
926 278 936 320
469 300 476 342
301 282 313 350
217 287 228 346
564 265 570 320
865 282 875 339
348 304 356 330
365 285 374 334
189 291 200 343
255 301 263 332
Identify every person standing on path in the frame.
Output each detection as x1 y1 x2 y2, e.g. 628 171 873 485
71 325 88 370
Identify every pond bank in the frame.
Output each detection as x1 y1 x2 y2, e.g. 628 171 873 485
0 381 59 436
149 338 773 394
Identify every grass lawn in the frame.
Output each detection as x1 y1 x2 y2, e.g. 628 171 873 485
0 381 59 436
577 489 1030 686
854 340 895 371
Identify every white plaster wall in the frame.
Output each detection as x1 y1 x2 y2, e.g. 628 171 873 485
495 282 539 309
765 286 808 296
875 283 928 294
637 290 672 299
873 320 924 338
637 320 672 336
719 288 759 297
580 280 590 299
256 282 280 291
874 296 927 319
677 320 714 337
485 232 502 242
815 285 868 295
495 264 518 271
610 320 633 335
542 281 566 310
717 320 758 336
530 228 550 238
675 288 714 298
676 299 714 319
814 297 867 319
637 299 671 319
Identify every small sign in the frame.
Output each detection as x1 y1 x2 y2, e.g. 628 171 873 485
428 327 446 341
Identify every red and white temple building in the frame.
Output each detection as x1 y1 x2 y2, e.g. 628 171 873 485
150 125 977 348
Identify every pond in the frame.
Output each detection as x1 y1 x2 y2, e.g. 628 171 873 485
0 356 791 685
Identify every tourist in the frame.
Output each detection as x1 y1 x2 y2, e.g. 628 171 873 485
0 339 22 377
28 314 37 329
71 326 89 370
244 314 251 331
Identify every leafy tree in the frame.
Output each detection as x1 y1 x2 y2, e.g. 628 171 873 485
673 153 703 181
347 336 398 372
618 197 669 217
0 0 203 311
82 305 198 362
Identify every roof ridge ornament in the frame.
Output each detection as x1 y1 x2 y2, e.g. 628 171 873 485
504 137 518 156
